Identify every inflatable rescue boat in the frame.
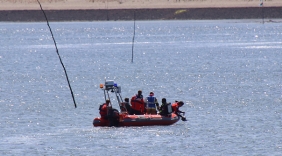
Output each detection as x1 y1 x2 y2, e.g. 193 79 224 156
93 80 184 127
93 113 180 127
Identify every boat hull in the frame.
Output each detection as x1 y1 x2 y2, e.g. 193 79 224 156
93 113 180 127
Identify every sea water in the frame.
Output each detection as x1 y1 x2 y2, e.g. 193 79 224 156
0 20 282 155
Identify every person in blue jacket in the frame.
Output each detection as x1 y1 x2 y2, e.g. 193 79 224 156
144 92 159 114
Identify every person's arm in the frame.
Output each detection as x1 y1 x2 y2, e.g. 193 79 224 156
176 107 185 114
157 104 163 111
143 97 147 103
155 98 160 110
143 97 147 109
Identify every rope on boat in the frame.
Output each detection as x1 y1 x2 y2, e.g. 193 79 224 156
36 0 77 108
131 10 136 63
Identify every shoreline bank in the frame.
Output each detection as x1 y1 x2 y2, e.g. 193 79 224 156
1 0 282 10
1 7 282 22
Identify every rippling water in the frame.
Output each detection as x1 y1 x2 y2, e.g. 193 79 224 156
1 20 282 155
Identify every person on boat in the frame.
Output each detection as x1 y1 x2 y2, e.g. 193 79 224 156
107 107 120 127
171 101 184 114
99 99 120 126
120 98 128 113
144 91 159 114
171 101 187 121
99 99 111 120
159 98 170 116
124 97 132 114
130 90 145 115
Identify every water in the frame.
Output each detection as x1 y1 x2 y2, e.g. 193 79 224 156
1 20 282 155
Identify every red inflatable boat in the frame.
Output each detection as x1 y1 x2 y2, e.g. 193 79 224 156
93 113 180 127
93 80 185 127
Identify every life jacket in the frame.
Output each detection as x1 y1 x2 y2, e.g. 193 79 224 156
171 102 179 113
146 96 156 108
131 95 145 112
99 103 108 117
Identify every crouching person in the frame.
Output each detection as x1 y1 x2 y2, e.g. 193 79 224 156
171 101 187 121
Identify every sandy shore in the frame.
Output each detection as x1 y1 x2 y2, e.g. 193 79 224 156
1 0 282 10
1 0 282 21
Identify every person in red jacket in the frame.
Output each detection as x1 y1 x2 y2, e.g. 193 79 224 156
99 99 111 119
171 101 187 121
171 101 184 113
130 90 145 115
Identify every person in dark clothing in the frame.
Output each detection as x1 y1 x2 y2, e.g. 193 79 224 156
107 107 120 126
124 97 132 114
159 98 171 116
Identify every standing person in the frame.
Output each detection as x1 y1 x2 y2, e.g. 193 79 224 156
144 92 159 114
159 98 170 116
130 90 145 115
99 99 111 119
171 101 186 121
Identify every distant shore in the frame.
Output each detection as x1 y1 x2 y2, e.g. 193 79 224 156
1 7 282 22
1 0 282 21
1 0 282 10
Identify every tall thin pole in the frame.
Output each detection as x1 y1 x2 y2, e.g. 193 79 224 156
106 0 109 21
131 11 136 63
260 0 264 24
36 0 77 108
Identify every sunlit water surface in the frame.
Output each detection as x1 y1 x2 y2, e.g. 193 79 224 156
1 20 282 155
